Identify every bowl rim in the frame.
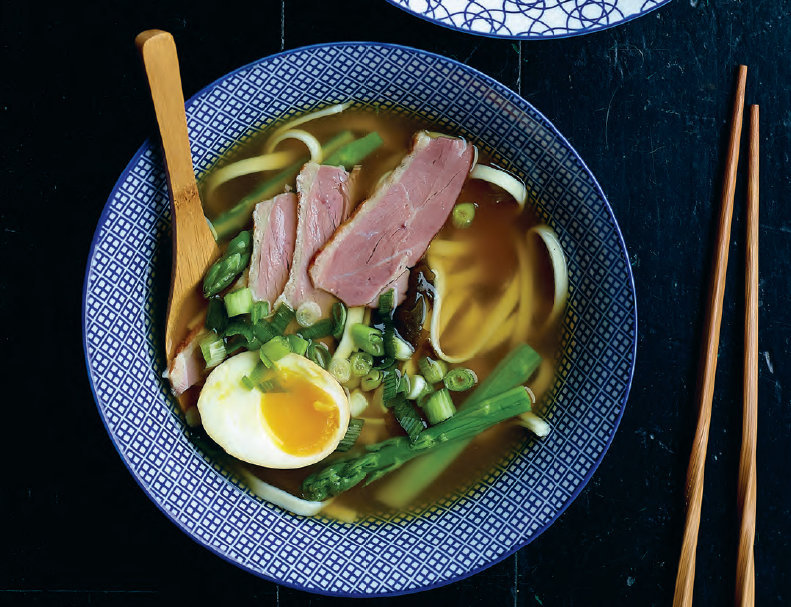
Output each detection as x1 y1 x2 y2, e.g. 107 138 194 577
82 40 637 597
383 0 673 41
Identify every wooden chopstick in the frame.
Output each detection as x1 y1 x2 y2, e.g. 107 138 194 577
673 64 748 607
735 104 759 607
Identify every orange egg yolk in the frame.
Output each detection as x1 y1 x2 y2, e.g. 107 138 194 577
259 369 340 456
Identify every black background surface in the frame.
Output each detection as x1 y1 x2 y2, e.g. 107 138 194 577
2 0 790 605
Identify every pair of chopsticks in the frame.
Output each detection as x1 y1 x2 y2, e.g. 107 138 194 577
673 65 760 607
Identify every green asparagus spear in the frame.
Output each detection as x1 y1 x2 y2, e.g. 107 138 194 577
301 386 531 501
202 230 252 297
374 343 542 508
323 132 384 170
210 131 354 240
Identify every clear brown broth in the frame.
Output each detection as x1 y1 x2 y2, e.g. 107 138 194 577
199 108 559 518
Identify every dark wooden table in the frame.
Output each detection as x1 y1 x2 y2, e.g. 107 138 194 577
3 1 789 604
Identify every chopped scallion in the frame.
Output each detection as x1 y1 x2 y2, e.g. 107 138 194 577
269 303 295 334
259 349 274 369
451 202 476 229
392 398 424 443
224 320 260 350
331 302 347 340
205 297 228 333
350 352 374 377
224 287 253 317
348 390 369 416
287 334 309 356
422 388 456 425
296 301 322 327
350 324 385 356
307 342 331 369
361 369 382 392
382 371 401 401
297 317 334 339
443 368 478 391
335 418 365 452
405 375 428 400
377 289 395 315
418 356 447 384
251 320 276 344
251 301 270 324
199 332 226 368
392 336 414 361
329 358 352 384
261 336 291 362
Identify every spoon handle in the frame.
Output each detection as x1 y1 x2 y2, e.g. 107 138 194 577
136 29 218 362
136 30 201 201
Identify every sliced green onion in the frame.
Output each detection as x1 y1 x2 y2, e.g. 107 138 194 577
259 348 274 369
328 358 352 384
335 418 365 452
205 297 228 333
405 375 427 400
261 336 291 362
417 386 435 409
392 398 424 443
375 356 396 371
297 318 334 339
241 375 256 390
451 202 476 229
350 324 384 356
391 336 414 361
251 301 270 325
418 356 447 384
350 352 374 377
251 320 276 344
331 302 347 340
517 412 551 437
248 362 271 383
199 332 226 368
331 306 365 363
443 368 478 392
397 374 410 395
422 388 456 425
377 289 395 315
287 334 309 356
382 371 401 402
269 303 295 334
224 287 253 317
296 301 322 328
224 320 260 350
348 390 369 416
307 342 331 369
361 369 382 392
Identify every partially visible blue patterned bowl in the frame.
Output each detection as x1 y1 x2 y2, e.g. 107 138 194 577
386 0 672 40
83 42 636 596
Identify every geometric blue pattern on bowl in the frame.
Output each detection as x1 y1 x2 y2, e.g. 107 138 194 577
83 42 637 596
386 0 671 40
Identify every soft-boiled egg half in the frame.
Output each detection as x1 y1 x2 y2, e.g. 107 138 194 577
197 351 350 468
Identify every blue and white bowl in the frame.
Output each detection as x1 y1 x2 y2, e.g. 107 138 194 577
83 42 636 596
387 0 671 39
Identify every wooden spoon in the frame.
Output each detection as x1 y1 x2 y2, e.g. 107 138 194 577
136 30 219 387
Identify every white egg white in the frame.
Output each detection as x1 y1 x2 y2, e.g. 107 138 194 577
197 351 349 468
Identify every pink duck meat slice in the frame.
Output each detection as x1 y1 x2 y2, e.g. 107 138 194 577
276 163 354 315
247 193 298 304
310 133 473 307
